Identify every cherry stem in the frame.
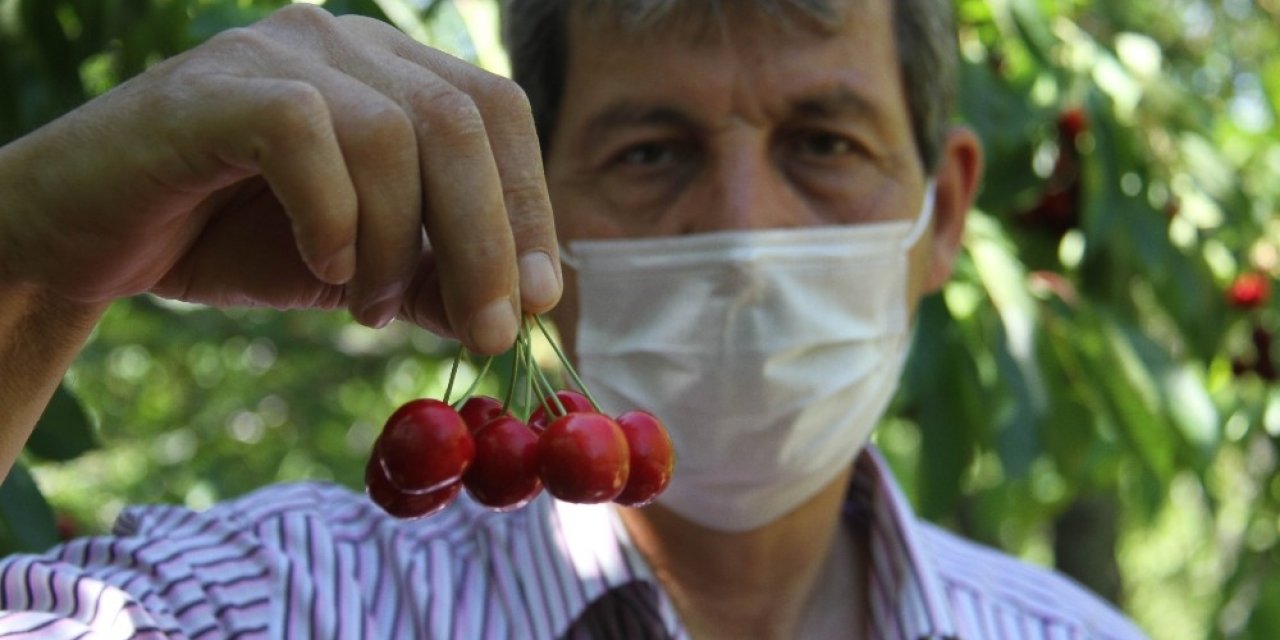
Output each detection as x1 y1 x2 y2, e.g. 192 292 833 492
501 340 519 412
442 346 463 405
523 318 566 415
522 342 534 418
448 355 494 412
533 315 602 412
518 321 535 417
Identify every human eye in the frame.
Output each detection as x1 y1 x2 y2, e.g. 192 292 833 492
788 130 860 160
611 140 685 170
592 137 698 215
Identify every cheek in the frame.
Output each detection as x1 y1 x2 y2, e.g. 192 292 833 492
549 180 634 243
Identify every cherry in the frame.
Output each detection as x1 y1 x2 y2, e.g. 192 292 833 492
1227 272 1272 310
377 398 474 493
365 456 461 519
538 412 630 503
458 395 508 432
55 513 78 541
462 415 544 510
612 410 675 507
527 390 595 434
1057 107 1088 142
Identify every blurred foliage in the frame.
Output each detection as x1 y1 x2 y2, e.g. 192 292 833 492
884 0 1280 637
0 0 1277 638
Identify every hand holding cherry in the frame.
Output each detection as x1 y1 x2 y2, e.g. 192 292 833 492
364 316 675 518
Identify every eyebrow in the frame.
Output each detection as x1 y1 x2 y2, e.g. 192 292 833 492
789 87 881 122
583 103 700 141
582 86 885 140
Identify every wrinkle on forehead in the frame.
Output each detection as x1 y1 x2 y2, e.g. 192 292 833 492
571 0 852 46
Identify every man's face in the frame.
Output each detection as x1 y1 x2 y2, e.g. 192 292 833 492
544 0 950 349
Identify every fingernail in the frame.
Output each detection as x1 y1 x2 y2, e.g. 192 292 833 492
519 251 561 309
359 297 401 329
469 298 519 354
321 246 356 285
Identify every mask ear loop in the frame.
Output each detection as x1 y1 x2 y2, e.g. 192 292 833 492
899 178 938 355
900 178 938 250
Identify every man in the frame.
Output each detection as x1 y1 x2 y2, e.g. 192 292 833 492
0 1 1149 638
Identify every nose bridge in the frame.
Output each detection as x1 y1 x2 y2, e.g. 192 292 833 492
683 135 800 234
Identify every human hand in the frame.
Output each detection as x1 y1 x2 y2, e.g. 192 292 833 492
0 4 559 354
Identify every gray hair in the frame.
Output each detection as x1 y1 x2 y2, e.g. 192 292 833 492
501 0 958 172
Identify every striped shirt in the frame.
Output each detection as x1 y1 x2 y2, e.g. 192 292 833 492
0 448 1148 639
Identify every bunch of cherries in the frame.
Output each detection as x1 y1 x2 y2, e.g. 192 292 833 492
365 316 675 519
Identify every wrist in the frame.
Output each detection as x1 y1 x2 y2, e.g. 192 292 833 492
0 281 106 480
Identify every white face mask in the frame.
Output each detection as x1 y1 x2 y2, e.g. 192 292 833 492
563 184 936 532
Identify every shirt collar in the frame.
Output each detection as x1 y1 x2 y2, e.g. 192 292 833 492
853 446 961 639
549 446 959 640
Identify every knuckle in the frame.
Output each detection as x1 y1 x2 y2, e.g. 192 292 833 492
260 81 329 137
481 76 534 120
504 180 551 225
413 87 486 141
313 285 347 310
335 13 392 34
469 75 538 138
207 26 271 55
357 101 416 150
266 3 337 30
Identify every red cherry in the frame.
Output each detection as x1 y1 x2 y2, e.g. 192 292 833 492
527 390 595 434
612 410 675 507
365 456 461 519
1227 273 1272 310
55 513 78 541
538 412 630 503
462 415 543 510
459 395 508 432
377 398 474 493
1057 106 1088 141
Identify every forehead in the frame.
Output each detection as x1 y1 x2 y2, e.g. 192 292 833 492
565 0 888 57
556 0 907 131
570 0 852 42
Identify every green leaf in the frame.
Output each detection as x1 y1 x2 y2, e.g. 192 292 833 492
957 60 1041 211
0 459 59 553
26 383 98 462
1003 0 1056 69
1088 314 1176 483
1246 564 1280 639
967 213 1048 419
902 295 983 520
1162 364 1218 457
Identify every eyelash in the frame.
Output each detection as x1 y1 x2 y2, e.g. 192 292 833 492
601 130 865 176
617 142 674 166
787 130 862 159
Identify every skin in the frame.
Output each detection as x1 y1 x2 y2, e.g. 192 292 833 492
544 1 982 637
0 5 563 481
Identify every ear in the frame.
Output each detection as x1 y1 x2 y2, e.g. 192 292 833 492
922 126 983 292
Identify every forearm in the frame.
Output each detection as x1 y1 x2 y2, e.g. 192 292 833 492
0 282 105 480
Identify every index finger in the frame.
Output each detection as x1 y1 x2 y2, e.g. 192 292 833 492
340 16 562 315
